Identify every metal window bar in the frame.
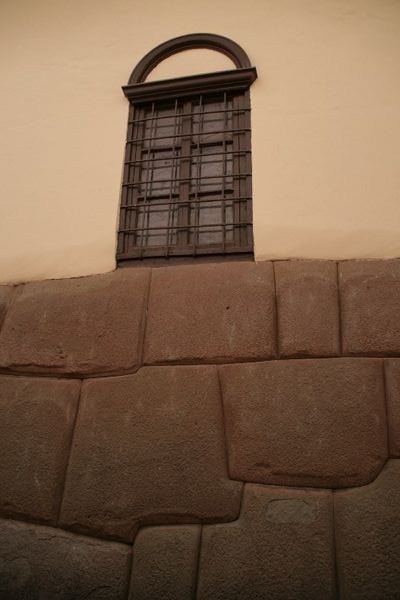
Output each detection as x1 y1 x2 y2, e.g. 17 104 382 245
120 195 252 208
165 98 179 255
140 102 156 253
127 107 250 124
221 92 228 251
124 149 251 166
117 90 253 260
192 94 203 252
126 128 249 144
122 173 250 188
119 221 252 233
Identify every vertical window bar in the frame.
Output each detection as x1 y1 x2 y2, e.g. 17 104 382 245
243 89 253 249
177 100 192 247
140 101 156 257
236 93 244 248
130 105 146 253
232 94 242 248
221 91 228 253
165 98 180 257
193 94 204 254
232 92 249 249
119 103 142 255
118 103 134 255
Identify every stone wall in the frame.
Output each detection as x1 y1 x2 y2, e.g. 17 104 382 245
0 260 399 598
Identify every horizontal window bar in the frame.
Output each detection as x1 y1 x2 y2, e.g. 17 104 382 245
120 195 251 208
128 107 250 124
119 221 252 233
123 189 249 201
124 149 249 165
122 173 250 187
117 247 253 260
126 128 250 143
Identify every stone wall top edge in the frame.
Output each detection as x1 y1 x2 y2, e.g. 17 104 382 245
2 257 400 288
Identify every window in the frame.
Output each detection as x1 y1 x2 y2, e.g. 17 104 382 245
117 34 257 262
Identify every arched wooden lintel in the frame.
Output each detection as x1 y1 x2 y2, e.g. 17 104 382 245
128 33 252 85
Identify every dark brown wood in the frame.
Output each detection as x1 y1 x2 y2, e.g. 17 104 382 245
117 243 254 261
123 68 257 103
128 33 252 84
177 101 192 247
117 36 256 264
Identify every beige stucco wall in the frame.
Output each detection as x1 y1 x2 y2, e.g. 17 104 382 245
1 0 400 284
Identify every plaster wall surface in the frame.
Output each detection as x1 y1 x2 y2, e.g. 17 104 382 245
1 0 400 283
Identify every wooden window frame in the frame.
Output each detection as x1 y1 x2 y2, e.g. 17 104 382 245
117 34 257 263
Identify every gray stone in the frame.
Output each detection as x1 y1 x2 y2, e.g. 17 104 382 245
144 261 276 364
339 260 400 355
275 260 340 357
0 269 150 376
335 460 400 599
0 518 131 600
129 525 200 600
219 358 387 488
0 376 80 524
197 484 336 599
385 359 400 456
0 285 13 331
60 366 242 542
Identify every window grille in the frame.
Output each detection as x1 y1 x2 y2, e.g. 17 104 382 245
117 35 257 262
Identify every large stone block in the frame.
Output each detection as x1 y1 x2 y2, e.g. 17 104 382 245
0 269 150 376
0 285 13 330
0 376 80 524
335 460 400 599
143 262 276 364
129 525 200 600
275 260 340 357
384 359 400 457
0 518 131 600
60 366 242 542
198 484 336 599
339 260 400 355
219 358 387 488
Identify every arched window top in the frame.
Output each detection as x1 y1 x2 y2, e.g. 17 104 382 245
123 34 256 104
128 33 252 85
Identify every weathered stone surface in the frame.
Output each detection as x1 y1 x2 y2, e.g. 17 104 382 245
198 484 335 599
335 460 400 599
339 260 400 355
220 358 387 488
0 269 150 375
60 366 242 542
384 360 400 456
143 262 276 364
0 285 13 331
0 518 131 600
0 376 80 524
275 260 340 357
129 525 200 600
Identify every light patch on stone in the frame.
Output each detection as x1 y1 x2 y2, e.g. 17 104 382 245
266 499 317 524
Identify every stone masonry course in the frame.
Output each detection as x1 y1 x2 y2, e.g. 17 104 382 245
0 259 400 598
